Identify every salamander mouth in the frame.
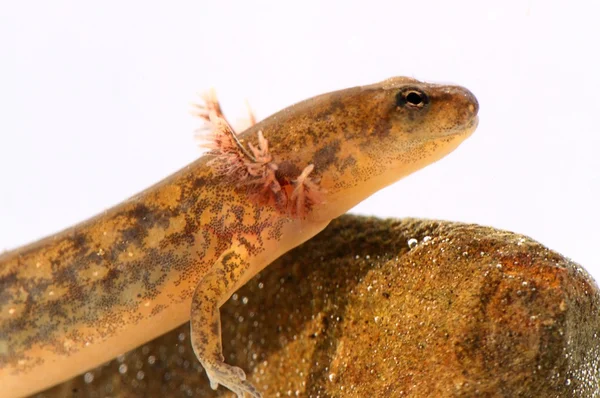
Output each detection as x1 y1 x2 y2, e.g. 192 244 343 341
426 115 479 139
462 115 479 136
447 114 479 138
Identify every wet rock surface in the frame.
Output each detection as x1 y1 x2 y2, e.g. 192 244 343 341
35 215 600 397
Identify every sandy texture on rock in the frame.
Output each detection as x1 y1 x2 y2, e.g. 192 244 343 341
35 216 600 397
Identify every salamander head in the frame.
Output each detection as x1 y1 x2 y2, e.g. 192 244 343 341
294 76 480 221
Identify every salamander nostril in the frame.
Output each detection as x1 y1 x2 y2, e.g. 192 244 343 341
464 89 479 116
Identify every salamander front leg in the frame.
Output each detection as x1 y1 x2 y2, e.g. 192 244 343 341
190 248 262 398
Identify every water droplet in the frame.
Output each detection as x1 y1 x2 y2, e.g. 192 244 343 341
329 373 337 382
496 264 503 269
84 372 94 383
566 378 571 386
119 364 128 374
407 238 418 249
242 296 249 305
423 236 432 242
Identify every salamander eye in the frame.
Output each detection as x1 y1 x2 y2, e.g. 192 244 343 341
395 88 429 109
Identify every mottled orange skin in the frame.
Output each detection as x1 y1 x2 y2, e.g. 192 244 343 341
0 77 478 397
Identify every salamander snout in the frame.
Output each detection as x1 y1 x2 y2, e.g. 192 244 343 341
439 85 479 134
463 88 479 117
446 85 479 121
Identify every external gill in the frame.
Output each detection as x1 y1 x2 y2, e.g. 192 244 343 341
193 91 323 218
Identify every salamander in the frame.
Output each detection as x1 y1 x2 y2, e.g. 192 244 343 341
0 77 479 397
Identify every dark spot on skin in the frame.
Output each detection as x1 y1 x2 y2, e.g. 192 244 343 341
276 161 302 181
52 264 82 290
312 140 341 171
231 206 245 223
45 298 69 321
126 203 152 221
0 270 18 290
55 232 91 262
157 216 170 230
82 251 104 266
70 233 88 251
101 268 121 292
118 204 173 249
189 198 210 219
150 304 167 317
125 204 170 231
121 225 147 248
304 127 320 145
210 321 219 336
164 214 197 248
314 96 346 121
105 240 128 263
338 155 357 173
0 272 19 309
239 236 259 257
193 177 208 188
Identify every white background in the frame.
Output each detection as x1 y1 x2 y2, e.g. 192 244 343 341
1 1 598 281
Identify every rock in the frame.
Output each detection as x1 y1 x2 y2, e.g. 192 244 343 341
34 216 600 397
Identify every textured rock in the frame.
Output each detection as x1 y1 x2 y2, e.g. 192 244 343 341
35 216 600 397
